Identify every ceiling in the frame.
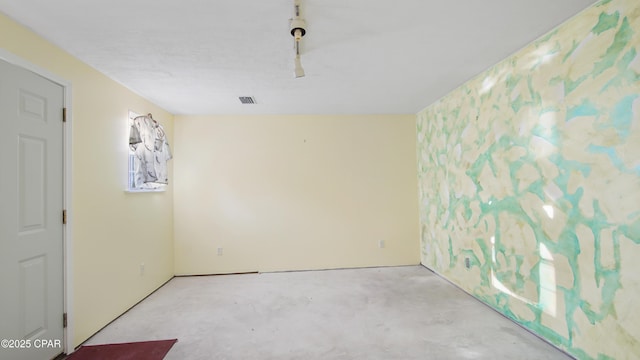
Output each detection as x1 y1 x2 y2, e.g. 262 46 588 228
0 0 596 115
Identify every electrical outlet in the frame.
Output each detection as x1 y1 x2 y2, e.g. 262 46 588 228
464 257 471 269
140 263 145 276
217 247 223 256
378 240 385 249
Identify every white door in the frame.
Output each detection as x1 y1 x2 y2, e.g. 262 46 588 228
0 59 65 359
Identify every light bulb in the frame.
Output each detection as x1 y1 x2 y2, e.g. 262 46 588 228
294 55 305 78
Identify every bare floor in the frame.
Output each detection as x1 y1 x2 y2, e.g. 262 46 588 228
83 266 572 359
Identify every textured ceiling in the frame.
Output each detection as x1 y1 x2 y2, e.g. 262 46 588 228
0 0 596 114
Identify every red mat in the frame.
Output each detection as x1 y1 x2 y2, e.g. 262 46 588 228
66 339 177 360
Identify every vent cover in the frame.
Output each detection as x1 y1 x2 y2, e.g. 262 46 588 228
239 96 256 104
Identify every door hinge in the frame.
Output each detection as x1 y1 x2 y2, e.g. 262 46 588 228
62 210 67 225
62 107 67 123
63 313 67 328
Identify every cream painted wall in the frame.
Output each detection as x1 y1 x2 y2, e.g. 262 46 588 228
174 115 420 275
0 14 175 347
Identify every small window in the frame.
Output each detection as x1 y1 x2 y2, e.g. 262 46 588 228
127 111 172 192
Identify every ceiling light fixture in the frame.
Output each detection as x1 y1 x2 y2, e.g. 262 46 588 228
290 0 307 78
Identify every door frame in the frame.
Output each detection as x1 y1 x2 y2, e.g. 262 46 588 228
0 49 74 355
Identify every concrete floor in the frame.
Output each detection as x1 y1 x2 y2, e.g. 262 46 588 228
83 266 572 359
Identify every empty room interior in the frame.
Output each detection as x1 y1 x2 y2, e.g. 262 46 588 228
0 0 638 359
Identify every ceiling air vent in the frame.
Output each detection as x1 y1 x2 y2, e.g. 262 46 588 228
239 96 256 104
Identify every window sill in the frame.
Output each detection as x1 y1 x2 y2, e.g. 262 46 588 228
125 187 166 193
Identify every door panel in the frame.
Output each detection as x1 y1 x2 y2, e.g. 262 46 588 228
20 255 47 339
19 136 47 232
0 59 64 360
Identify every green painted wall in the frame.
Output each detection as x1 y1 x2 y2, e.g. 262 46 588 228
416 0 639 358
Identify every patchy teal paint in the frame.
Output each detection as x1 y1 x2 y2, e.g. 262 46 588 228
505 73 522 91
592 11 620 35
617 47 637 70
593 17 634 76
600 48 640 92
596 355 616 360
511 95 525 114
610 94 638 139
447 236 456 268
627 211 640 220
416 1 639 359
590 201 614 287
588 144 639 175
619 220 640 243
563 40 581 63
565 74 589 94
475 238 493 287
547 154 592 178
531 124 561 144
514 255 526 290
567 99 600 120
